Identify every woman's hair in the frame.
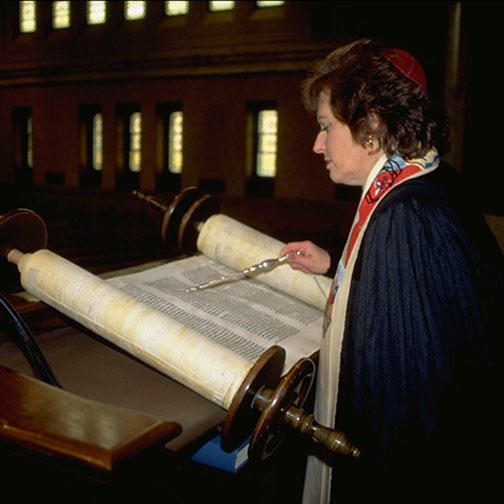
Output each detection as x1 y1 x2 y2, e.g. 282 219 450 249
302 38 450 158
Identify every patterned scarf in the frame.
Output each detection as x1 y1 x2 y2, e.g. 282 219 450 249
322 149 440 336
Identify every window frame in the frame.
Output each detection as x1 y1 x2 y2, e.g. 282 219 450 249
12 107 34 185
115 103 141 190
156 103 183 192
246 101 278 197
78 104 103 188
19 0 37 34
124 1 147 21
87 0 107 25
52 1 71 30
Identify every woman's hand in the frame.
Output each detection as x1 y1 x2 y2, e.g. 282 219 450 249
279 241 331 275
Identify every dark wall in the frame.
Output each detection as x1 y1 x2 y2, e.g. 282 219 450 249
0 1 502 214
460 2 504 215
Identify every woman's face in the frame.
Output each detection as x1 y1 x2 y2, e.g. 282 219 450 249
313 90 383 186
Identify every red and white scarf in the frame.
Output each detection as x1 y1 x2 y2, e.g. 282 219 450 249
322 149 440 336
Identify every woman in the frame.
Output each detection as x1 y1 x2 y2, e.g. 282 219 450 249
280 39 503 502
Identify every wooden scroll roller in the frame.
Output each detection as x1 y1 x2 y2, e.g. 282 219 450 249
132 188 360 461
133 187 218 256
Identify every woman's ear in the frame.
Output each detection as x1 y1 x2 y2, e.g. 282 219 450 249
368 111 382 133
366 111 385 153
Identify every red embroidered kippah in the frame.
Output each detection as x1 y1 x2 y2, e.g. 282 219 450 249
380 48 427 92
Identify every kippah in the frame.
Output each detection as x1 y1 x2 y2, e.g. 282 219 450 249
380 48 427 92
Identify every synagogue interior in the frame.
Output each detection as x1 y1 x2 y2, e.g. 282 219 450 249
0 1 503 502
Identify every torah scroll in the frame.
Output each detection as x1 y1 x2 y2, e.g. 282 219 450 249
14 215 331 411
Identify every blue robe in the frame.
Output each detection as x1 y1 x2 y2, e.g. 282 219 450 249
332 163 503 498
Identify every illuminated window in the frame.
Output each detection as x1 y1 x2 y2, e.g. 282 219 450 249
256 110 277 177
168 111 183 174
125 1 146 20
115 104 141 189
19 1 36 33
156 104 182 192
87 1 106 24
246 104 277 197
165 1 189 16
79 106 102 187
209 1 235 12
53 1 71 29
92 113 103 170
129 112 142 172
256 1 284 7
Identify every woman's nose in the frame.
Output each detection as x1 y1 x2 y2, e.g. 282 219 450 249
313 132 325 154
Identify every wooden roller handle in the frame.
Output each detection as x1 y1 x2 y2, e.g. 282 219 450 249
250 359 360 460
283 405 361 457
6 248 23 264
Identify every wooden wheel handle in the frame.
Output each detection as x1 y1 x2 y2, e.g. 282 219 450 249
221 351 360 462
160 186 205 249
221 345 285 453
250 358 315 461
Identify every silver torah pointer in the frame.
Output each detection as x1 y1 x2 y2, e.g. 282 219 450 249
187 254 291 292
